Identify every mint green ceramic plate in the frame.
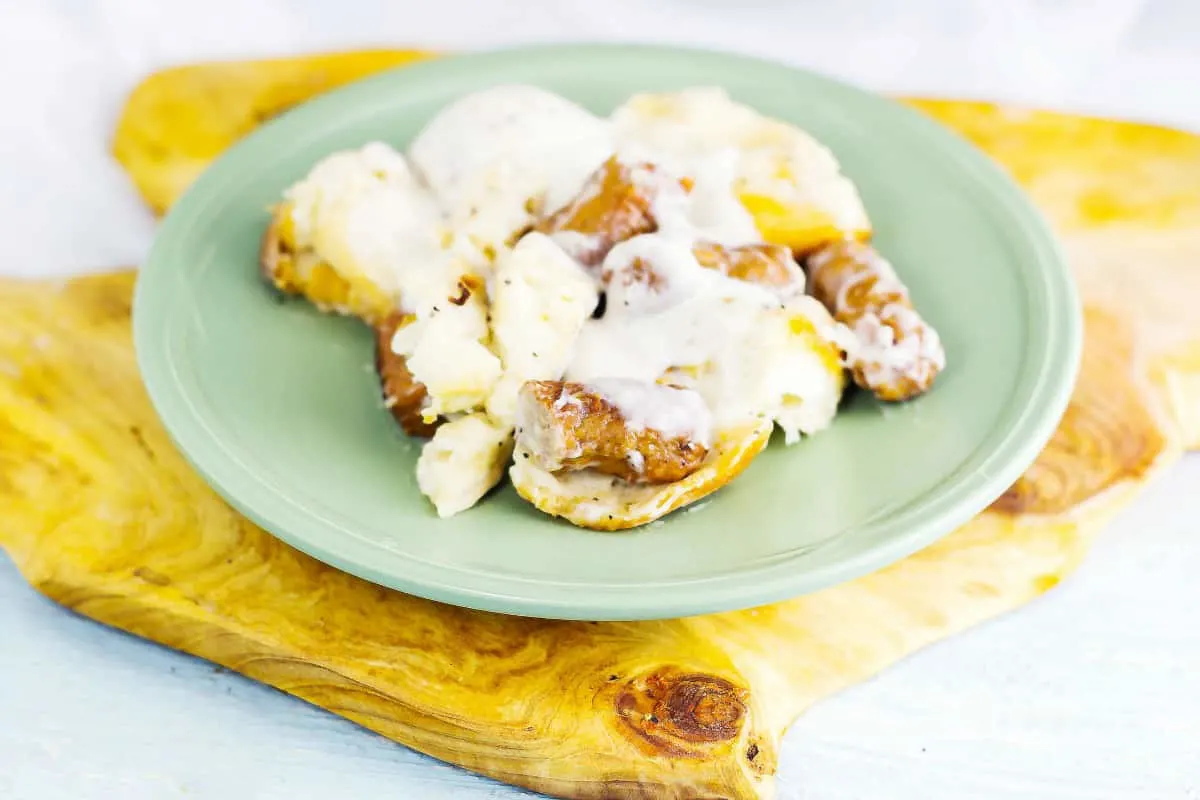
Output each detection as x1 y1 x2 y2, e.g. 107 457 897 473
134 44 1080 621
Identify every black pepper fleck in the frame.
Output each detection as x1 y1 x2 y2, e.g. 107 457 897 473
591 292 607 319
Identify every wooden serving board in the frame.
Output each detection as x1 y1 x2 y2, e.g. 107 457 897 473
4 51 1200 800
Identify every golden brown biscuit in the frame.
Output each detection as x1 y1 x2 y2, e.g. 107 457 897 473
516 380 709 484
510 419 771 531
258 206 395 326
807 240 945 402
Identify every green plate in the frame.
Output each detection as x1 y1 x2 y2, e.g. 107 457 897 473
134 44 1080 621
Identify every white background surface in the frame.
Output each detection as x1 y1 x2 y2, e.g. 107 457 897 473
2 1 1199 798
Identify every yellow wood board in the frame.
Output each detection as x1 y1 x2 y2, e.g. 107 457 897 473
1 51 1198 799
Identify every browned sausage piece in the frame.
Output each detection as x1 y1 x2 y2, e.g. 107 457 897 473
515 380 710 484
692 241 805 289
806 239 945 402
535 156 689 268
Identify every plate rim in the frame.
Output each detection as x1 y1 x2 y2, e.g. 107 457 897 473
133 42 1082 620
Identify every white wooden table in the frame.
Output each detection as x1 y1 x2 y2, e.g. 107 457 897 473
3 1 1199 797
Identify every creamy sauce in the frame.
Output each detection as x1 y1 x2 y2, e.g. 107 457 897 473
548 229 603 265
621 151 761 245
585 378 713 446
485 232 598 426
567 282 778 418
408 85 614 259
561 155 805 431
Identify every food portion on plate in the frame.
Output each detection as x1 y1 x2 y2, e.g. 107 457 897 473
258 85 946 529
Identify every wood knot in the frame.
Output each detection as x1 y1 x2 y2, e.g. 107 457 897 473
612 667 749 758
990 309 1164 516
